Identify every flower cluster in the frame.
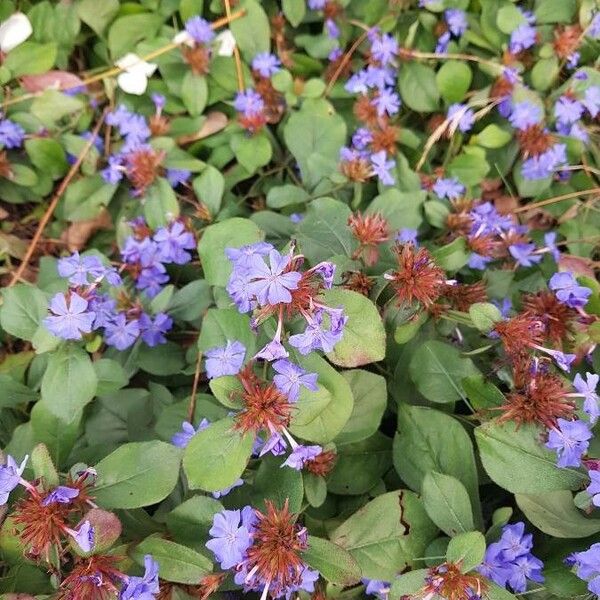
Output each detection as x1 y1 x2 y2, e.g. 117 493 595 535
43 216 193 349
206 500 318 599
478 522 544 593
0 455 95 557
568 543 600 596
340 29 400 185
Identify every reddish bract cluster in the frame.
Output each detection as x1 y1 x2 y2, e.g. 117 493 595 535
348 211 390 266
304 449 337 477
499 368 575 429
235 365 293 434
243 500 308 598
58 554 123 600
422 562 488 600
553 24 583 60
182 45 212 75
125 147 165 196
523 290 577 346
517 124 555 158
387 244 446 307
342 271 374 296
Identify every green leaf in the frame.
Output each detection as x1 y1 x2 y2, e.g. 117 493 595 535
94 441 182 509
436 61 472 104
30 402 82 468
365 189 425 230
138 342 185 376
531 57 560 92
469 302 502 332
197 217 263 286
144 177 180 229
192 165 224 216
302 536 362 586
496 4 526 33
108 13 163 58
289 352 354 444
229 0 271 60
230 131 272 174
266 184 310 209
252 454 304 513
389 569 428 600
183 416 254 492
77 0 119 35
534 0 576 23
328 432 392 495
30 90 84 127
0 285 48 341
94 359 129 395
131 536 212 584
283 99 346 188
409 340 479 403
181 72 208 116
462 374 505 410
432 237 470 271
330 491 437 581
322 289 386 367
475 421 588 493
336 370 387 444
282 0 306 27
447 150 490 186
166 496 223 544
3 42 57 76
63 176 117 221
399 63 440 112
422 471 474 536
0 374 38 409
446 531 486 572
25 139 68 180
40 345 97 420
474 124 512 148
296 198 355 264
30 443 59 488
515 491 600 538
393 404 482 528
197 308 256 358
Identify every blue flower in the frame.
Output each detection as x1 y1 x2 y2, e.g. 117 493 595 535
546 418 592 468
139 312 173 347
205 340 246 379
0 116 25 148
370 150 395 185
0 454 28 505
252 52 281 77
432 177 465 200
42 486 79 506
104 313 140 350
184 16 215 44
272 360 318 402
44 293 96 340
549 271 592 308
120 554 160 599
206 509 253 569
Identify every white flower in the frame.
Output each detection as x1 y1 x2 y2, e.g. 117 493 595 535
172 30 194 47
115 53 158 95
0 13 33 53
215 30 236 57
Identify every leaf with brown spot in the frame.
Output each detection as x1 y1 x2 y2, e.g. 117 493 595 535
21 71 86 93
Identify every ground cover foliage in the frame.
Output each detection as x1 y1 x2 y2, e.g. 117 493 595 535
1 0 600 599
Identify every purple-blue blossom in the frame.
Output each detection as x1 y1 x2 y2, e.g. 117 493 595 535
69 520 95 553
282 445 323 470
370 150 395 185
184 16 215 44
234 89 264 116
272 359 318 402
370 33 398 65
44 293 96 340
139 312 173 347
104 313 140 350
477 522 544 593
153 220 195 264
509 243 542 268
554 96 585 125
509 102 542 130
573 372 599 423
166 168 190 187
42 486 79 507
57 252 105 286
567 543 600 597
0 454 28 505
252 52 281 78
0 116 25 149
206 508 253 569
549 271 592 309
521 144 567 180
171 419 209 448
205 340 246 379
509 23 537 54
582 86 600 118
545 418 592 468
120 554 160 599
445 9 468 36
587 470 600 508
432 177 465 200
447 103 475 132
372 89 400 117
245 250 302 305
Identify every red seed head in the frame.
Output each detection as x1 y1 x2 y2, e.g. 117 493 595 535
348 212 390 266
